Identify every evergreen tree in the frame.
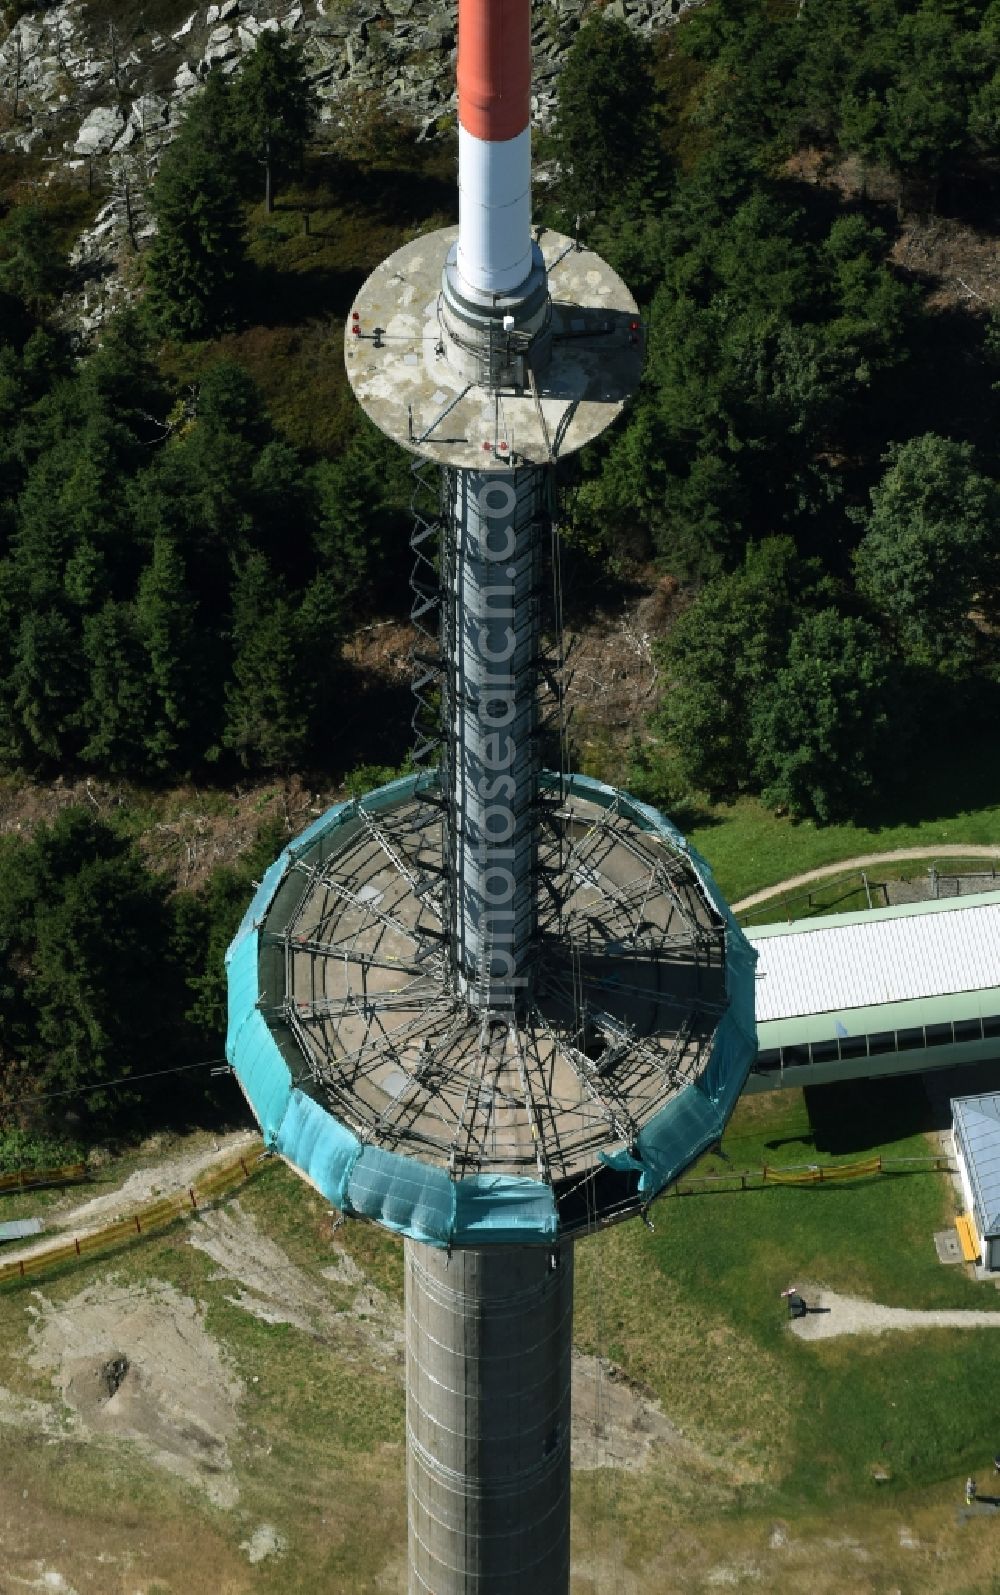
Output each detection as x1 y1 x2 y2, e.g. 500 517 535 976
657 539 831 797
0 810 171 1121
136 535 205 772
0 205 69 311
144 98 247 339
229 32 317 212
10 608 84 764
552 16 659 226
80 600 151 773
223 553 309 768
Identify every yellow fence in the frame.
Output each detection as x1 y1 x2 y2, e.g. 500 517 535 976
0 1161 89 1194
761 1156 884 1185
0 1138 266 1288
670 1153 951 1196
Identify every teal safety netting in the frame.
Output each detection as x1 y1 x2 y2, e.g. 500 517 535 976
225 772 756 1245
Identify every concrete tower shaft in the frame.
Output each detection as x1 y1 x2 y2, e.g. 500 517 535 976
406 1240 573 1595
444 468 546 1008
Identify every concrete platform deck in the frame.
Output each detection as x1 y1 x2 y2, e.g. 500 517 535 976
344 226 643 469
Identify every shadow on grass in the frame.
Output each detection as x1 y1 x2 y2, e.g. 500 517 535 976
849 711 1000 832
805 1060 1000 1154
329 160 456 232
805 1074 936 1154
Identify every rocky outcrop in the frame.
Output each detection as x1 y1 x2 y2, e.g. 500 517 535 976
0 0 699 335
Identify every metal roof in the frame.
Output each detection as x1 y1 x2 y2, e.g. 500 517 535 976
953 1094 1000 1237
749 892 1000 1023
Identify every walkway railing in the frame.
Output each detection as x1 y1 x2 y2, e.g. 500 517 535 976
667 1153 953 1196
0 1161 89 1194
0 1139 266 1288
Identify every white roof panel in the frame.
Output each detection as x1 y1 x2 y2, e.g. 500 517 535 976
749 901 1000 1023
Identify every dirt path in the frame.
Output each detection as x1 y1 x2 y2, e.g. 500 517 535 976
732 845 1000 914
0 1129 259 1269
789 1286 1000 1340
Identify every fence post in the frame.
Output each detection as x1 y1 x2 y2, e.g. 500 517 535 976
74 1238 80 1256
189 1188 197 1210
134 1215 141 1235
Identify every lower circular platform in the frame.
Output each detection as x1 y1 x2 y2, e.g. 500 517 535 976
344 226 643 470
226 773 758 1244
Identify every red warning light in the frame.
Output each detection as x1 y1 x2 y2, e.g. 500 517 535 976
351 324 361 336
351 309 360 320
629 320 640 332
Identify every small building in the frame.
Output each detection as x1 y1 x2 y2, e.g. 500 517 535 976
951 1094 1000 1270
747 891 1000 1091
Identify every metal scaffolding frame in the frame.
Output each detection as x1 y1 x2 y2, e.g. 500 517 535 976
258 787 729 1209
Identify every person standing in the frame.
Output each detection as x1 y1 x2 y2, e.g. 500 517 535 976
966 1476 978 1505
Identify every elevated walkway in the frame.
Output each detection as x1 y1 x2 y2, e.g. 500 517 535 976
744 890 1000 1092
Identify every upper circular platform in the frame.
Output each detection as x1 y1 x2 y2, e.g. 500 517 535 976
226 774 758 1247
344 226 643 470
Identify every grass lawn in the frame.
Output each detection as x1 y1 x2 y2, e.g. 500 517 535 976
2 1100 999 1591
686 740 1000 904
576 1076 1000 1535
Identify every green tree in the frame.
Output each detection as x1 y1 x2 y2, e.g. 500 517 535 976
853 435 1000 674
229 32 317 212
552 16 659 225
136 535 206 772
0 205 69 311
749 609 903 822
657 538 830 797
0 810 170 1121
169 816 287 1041
222 552 310 768
144 96 246 339
79 600 151 773
8 608 84 764
838 6 981 208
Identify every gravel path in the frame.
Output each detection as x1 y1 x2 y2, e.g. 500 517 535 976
789 1286 1000 1340
732 845 1000 914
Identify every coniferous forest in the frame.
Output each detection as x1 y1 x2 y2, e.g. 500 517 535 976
2 0 1000 1150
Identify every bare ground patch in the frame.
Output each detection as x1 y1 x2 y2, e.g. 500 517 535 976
572 1351 700 1474
24 1277 244 1507
891 215 1000 313
187 1200 405 1375
188 1198 716 1484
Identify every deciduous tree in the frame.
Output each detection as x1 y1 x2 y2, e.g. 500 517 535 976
749 609 903 821
853 434 1000 674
